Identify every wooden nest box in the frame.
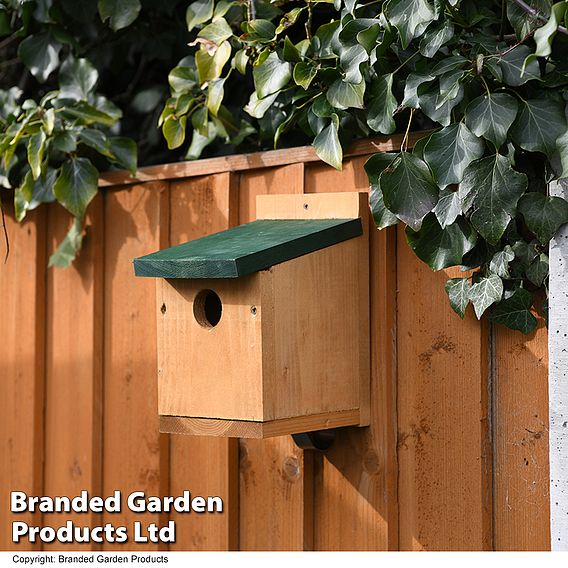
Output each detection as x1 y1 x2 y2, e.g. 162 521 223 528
134 192 370 439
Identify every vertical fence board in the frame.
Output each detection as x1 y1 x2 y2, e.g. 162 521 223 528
0 205 46 551
493 323 550 550
168 173 239 551
305 158 397 550
396 227 492 550
103 183 169 549
44 200 103 549
238 164 311 551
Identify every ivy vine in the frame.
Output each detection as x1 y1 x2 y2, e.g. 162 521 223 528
2 0 568 332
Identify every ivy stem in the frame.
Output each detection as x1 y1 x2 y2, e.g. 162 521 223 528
480 74 491 95
401 108 415 152
509 0 568 35
247 0 256 21
393 51 419 75
305 1 313 40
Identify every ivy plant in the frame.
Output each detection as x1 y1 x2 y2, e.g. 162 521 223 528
2 0 568 333
159 0 568 333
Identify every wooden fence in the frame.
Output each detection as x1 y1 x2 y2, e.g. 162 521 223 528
0 134 550 551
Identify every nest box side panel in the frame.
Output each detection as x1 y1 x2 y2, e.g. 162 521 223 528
257 191 370 424
157 276 264 421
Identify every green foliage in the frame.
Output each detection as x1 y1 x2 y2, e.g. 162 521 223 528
2 0 568 332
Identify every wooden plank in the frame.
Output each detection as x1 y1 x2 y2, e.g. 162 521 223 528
103 182 169 550
134 218 362 279
99 132 431 188
167 173 238 551
548 178 568 550
43 199 103 550
493 322 550 550
238 164 314 550
305 156 396 550
0 204 46 551
396 226 492 550
161 410 362 438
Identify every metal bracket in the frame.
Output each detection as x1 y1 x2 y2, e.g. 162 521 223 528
291 429 336 451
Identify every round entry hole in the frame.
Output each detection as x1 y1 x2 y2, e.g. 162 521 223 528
193 289 222 328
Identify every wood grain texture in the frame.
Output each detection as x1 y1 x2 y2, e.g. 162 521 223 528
44 200 103 550
306 157 396 550
238 164 314 550
134 218 362 279
396 226 492 551
493 322 550 550
161 410 361 438
103 183 169 550
99 132 431 188
167 173 239 551
0 205 46 551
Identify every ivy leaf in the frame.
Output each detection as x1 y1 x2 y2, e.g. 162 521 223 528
468 274 503 319
27 131 46 180
198 18 233 45
162 115 187 149
326 78 365 110
423 123 484 187
517 191 568 243
276 7 305 35
186 0 214 31
460 155 528 244
196 41 232 85
533 2 566 59
207 77 226 117
313 114 342 170
15 168 57 223
489 245 515 278
79 128 111 156
527 253 549 286
491 288 537 333
293 62 317 90
18 33 61 83
63 101 119 126
406 214 477 271
445 278 471 318
59 57 99 101
339 44 368 83
367 74 397 134
433 188 463 228
419 19 454 57
418 80 464 126
380 153 439 231
499 45 540 86
98 0 141 31
510 98 567 157
465 93 518 148
384 0 436 49
109 137 137 175
243 91 280 119
365 152 398 229
53 158 98 219
402 72 435 108
253 52 292 99
48 217 84 269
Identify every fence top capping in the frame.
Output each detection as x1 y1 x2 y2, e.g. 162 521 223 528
133 217 362 279
99 131 430 189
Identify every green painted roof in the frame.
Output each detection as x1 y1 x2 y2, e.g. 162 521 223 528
133 218 362 279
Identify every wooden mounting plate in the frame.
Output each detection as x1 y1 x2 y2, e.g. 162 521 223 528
160 410 362 439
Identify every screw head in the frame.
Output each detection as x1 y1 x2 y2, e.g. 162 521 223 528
250 305 257 316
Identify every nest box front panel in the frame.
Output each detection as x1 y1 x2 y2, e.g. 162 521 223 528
157 275 264 421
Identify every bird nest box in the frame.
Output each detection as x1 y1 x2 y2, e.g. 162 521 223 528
134 192 370 438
